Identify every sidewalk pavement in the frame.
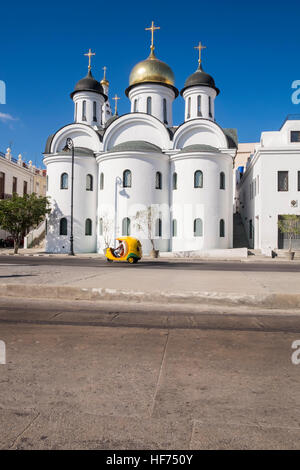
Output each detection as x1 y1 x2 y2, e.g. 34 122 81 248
1 256 300 309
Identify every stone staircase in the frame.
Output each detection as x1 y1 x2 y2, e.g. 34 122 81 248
24 221 45 249
233 214 272 259
274 249 300 260
233 213 248 248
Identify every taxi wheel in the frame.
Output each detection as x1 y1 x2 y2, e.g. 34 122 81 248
106 258 113 263
128 257 135 264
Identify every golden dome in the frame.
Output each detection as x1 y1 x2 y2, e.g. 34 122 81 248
129 49 175 87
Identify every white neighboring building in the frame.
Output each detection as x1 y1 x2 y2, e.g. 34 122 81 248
44 33 237 254
236 116 300 251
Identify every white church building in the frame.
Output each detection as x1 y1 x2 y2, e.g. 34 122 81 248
44 24 238 254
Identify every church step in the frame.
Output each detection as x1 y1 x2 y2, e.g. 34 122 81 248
275 250 300 259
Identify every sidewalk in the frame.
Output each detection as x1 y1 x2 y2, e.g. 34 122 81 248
1 256 300 308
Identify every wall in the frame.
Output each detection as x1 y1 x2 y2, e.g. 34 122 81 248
171 152 233 251
44 154 97 253
96 151 169 254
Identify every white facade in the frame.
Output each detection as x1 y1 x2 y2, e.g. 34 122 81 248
44 46 237 254
182 86 216 122
73 91 105 127
128 83 175 126
237 118 300 251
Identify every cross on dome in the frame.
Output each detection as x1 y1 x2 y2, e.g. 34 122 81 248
145 21 160 52
194 42 206 67
112 94 120 115
84 49 96 70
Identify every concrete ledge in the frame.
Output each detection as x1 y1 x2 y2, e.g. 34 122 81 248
1 283 300 309
159 248 248 260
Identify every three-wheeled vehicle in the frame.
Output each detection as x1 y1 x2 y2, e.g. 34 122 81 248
105 236 142 264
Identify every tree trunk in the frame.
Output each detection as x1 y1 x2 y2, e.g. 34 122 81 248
14 239 19 254
289 235 292 252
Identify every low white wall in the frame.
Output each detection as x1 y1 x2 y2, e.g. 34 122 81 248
159 248 248 259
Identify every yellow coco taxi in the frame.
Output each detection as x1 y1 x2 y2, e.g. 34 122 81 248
105 237 142 264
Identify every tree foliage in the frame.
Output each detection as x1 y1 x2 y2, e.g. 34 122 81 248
278 214 300 251
0 193 50 253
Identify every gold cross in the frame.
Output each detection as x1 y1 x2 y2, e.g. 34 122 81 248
112 94 120 114
102 66 107 80
84 48 96 70
145 21 160 51
194 42 206 66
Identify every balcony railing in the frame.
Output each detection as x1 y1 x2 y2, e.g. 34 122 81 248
0 152 18 164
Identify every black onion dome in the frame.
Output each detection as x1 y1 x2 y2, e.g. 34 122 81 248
180 64 220 96
70 70 106 99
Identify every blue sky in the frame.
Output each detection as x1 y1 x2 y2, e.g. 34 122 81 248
0 0 299 167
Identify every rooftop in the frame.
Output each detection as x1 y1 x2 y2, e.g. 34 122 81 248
279 114 300 130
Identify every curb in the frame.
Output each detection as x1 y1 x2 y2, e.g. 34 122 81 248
1 252 300 264
1 283 300 309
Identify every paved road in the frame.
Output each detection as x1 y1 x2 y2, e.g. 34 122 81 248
0 255 300 272
1 298 300 450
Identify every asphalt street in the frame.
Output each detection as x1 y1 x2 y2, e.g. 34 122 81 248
1 298 300 449
0 255 300 272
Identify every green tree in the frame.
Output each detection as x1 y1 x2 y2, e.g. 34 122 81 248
0 193 50 254
278 214 300 252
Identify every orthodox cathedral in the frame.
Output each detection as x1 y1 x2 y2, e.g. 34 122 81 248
44 22 237 254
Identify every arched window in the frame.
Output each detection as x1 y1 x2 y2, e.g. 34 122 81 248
85 218 92 236
194 218 203 237
194 170 203 188
147 96 152 115
99 217 103 235
187 97 191 119
60 173 68 190
59 218 67 236
172 219 177 237
122 217 131 236
220 172 225 189
75 103 77 121
173 172 177 190
220 219 225 237
163 98 167 124
123 169 132 188
134 99 138 112
209 96 212 118
155 171 162 189
93 101 97 122
197 95 202 117
155 218 162 237
86 174 93 191
99 172 104 190
82 100 87 121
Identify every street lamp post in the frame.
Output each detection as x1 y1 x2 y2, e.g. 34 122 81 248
66 138 75 256
114 176 122 247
